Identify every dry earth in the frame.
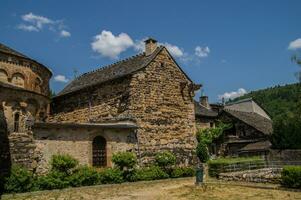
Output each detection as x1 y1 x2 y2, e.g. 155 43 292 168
2 178 301 200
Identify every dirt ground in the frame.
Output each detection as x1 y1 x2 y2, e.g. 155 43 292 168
2 178 301 200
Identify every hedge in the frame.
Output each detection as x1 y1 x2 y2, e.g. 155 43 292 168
281 166 301 189
3 152 196 194
208 156 265 177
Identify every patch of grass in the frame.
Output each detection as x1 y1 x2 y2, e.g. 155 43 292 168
2 178 301 200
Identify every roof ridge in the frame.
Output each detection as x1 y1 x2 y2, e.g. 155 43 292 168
226 97 253 106
77 52 145 79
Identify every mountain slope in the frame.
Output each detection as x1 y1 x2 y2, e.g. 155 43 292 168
229 83 301 119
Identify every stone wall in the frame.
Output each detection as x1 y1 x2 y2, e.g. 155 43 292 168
50 76 132 122
0 60 51 96
0 86 50 133
219 168 281 183
128 48 197 165
195 117 215 130
50 48 198 166
8 132 40 172
33 126 136 174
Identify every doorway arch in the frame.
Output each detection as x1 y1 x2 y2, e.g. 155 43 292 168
92 136 107 167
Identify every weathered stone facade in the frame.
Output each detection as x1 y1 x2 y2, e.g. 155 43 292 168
50 46 199 166
0 39 200 174
0 43 52 173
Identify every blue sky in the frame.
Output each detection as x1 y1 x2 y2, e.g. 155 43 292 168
1 0 300 102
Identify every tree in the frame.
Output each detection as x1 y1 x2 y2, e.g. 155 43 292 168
291 53 301 83
195 122 231 184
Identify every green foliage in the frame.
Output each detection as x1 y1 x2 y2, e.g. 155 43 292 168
281 166 301 189
196 142 209 163
69 166 100 187
230 83 301 149
34 171 69 190
155 151 176 169
4 165 34 193
196 122 231 145
230 83 301 120
271 112 301 149
98 168 124 184
171 167 195 178
50 154 79 175
112 152 137 170
130 166 169 181
208 156 264 177
196 122 231 163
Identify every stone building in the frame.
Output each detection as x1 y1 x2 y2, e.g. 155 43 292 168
195 97 272 156
0 43 52 175
1 39 200 173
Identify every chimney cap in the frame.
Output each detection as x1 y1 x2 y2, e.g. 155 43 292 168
144 37 157 44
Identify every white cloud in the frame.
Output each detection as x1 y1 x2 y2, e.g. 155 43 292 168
163 43 184 58
133 39 146 52
60 30 71 37
195 46 210 57
91 30 134 59
288 38 301 50
133 39 184 58
218 88 247 100
22 12 54 29
17 12 71 38
54 75 69 83
91 31 210 63
17 24 39 32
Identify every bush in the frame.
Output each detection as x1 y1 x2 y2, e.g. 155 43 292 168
50 154 79 175
155 151 176 169
4 165 34 193
196 142 209 163
171 167 195 178
99 168 124 184
130 166 169 181
69 166 101 187
271 113 301 149
34 171 69 190
112 152 137 170
208 156 264 177
281 166 301 189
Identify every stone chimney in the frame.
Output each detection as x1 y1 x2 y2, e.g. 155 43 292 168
200 96 210 108
144 38 157 56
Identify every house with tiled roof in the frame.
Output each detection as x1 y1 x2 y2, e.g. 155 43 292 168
195 97 272 156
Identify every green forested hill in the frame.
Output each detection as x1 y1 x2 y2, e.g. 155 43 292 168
229 83 301 119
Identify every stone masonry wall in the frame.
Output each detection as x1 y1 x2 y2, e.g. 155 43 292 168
128 48 197 166
33 127 136 174
50 76 132 122
0 60 51 96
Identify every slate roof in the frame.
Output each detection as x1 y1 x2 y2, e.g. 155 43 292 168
56 46 166 97
194 101 218 117
223 109 273 135
0 43 29 59
0 43 52 75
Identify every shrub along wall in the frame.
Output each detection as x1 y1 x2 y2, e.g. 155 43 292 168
3 152 195 194
281 166 301 189
208 156 265 177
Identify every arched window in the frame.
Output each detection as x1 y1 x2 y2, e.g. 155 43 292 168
92 136 107 167
11 73 25 87
0 69 8 82
14 112 20 132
